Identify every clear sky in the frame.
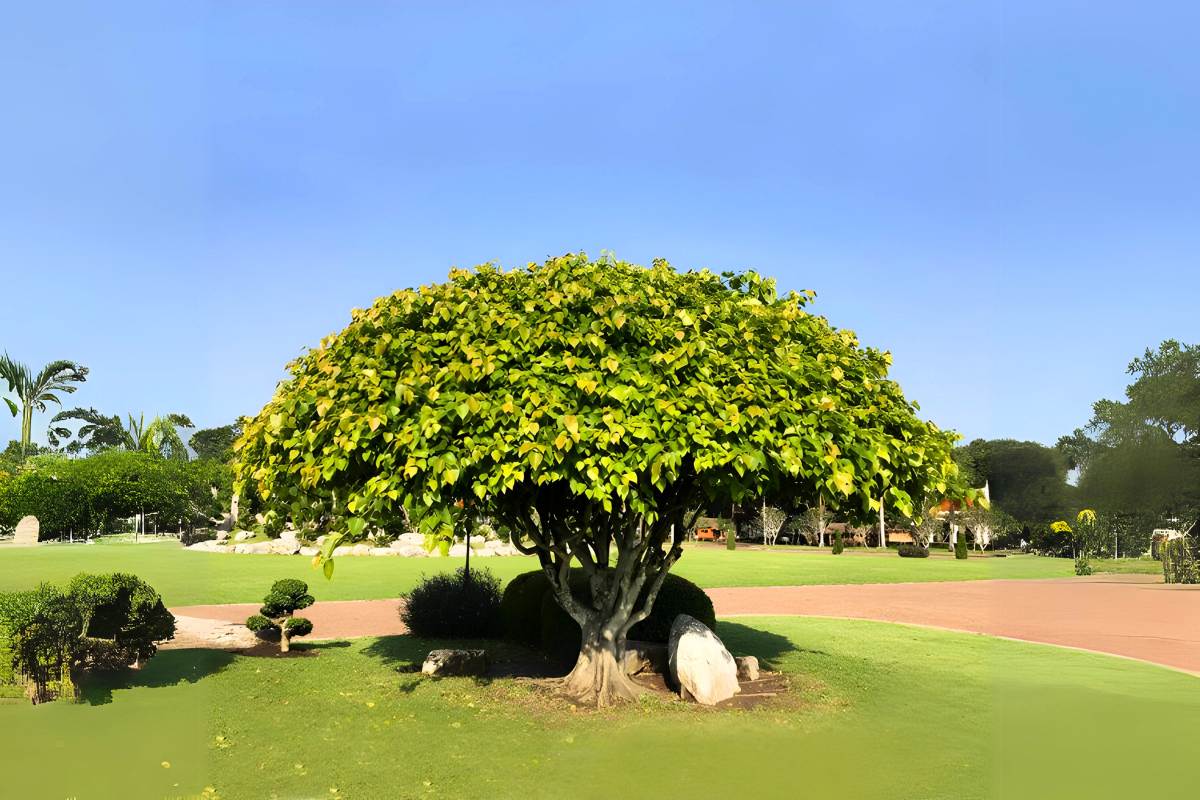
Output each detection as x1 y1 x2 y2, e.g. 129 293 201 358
1 1 1197 449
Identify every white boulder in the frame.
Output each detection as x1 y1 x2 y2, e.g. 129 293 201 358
397 532 425 546
299 546 320 557
668 614 740 706
233 530 256 542
448 543 469 557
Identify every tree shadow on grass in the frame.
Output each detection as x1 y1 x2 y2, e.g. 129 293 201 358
716 620 826 670
79 648 235 706
362 634 560 690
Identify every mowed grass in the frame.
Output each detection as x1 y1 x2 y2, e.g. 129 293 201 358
0 540 1082 606
0 617 1193 799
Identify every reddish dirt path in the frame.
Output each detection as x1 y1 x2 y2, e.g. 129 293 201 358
171 575 1200 675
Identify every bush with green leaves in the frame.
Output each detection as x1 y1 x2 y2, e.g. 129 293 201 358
832 530 844 554
66 572 175 669
401 567 502 639
237 254 971 705
1074 557 1093 576
954 533 969 559
896 543 929 558
246 579 315 652
1161 538 1198 584
0 584 82 703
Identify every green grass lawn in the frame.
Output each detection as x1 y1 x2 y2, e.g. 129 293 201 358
0 617 1193 799
0 540 1086 605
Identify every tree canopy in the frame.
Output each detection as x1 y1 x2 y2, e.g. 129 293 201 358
955 439 1072 525
236 254 966 703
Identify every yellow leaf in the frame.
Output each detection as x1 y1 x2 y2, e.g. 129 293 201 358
563 414 579 436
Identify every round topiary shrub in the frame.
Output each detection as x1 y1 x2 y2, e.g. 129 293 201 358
401 567 502 639
896 543 930 558
66 572 176 669
498 570 553 646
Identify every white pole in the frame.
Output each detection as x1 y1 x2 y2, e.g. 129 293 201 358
878 500 886 549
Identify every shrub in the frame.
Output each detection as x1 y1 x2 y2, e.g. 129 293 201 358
246 579 315 652
831 530 844 554
402 567 502 639
66 572 176 668
1161 538 1199 584
503 569 716 665
0 584 82 703
498 570 550 645
954 534 968 560
897 543 929 558
1074 557 1093 576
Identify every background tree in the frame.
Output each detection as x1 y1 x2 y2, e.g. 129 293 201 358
48 407 126 454
236 254 969 705
189 421 243 462
954 439 1072 525
246 579 314 653
0 356 88 454
49 409 195 460
1063 341 1200 533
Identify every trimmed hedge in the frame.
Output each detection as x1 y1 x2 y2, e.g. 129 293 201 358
897 543 929 558
402 567 503 638
501 569 716 665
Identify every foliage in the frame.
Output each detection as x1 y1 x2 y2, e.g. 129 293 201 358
0 450 231 536
66 572 175 668
832 529 844 554
236 254 967 703
1059 341 1200 526
189 422 244 463
0 583 82 703
246 579 315 652
1160 538 1198 584
897 543 929 558
954 531 968 559
0 355 89 454
400 567 502 638
742 502 788 545
1073 557 1093 576
50 409 195 460
954 439 1072 525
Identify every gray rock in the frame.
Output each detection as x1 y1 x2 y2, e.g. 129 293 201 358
14 516 40 545
668 614 740 705
623 641 669 676
268 539 300 555
735 655 760 681
421 649 488 677
369 547 397 556
233 530 255 542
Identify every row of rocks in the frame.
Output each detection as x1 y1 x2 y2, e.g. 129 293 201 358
188 529 522 557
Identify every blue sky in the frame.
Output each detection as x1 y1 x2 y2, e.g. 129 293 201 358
1 1 1197 448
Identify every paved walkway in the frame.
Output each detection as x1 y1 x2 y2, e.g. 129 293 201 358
171 575 1200 675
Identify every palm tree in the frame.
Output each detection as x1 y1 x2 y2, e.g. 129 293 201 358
0 355 89 454
49 408 194 459
124 412 194 459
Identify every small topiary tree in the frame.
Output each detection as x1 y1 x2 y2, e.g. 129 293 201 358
954 530 969 559
246 579 315 653
831 529 844 554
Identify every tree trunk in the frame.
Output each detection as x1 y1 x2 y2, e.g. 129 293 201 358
559 616 645 707
279 623 291 653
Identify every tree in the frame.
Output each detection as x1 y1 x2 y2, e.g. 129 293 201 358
0 356 88 454
50 410 194 460
235 254 967 705
954 439 1071 525
246 579 315 653
66 573 176 669
746 500 786 546
1064 341 1200 527
189 422 243 462
797 496 832 547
